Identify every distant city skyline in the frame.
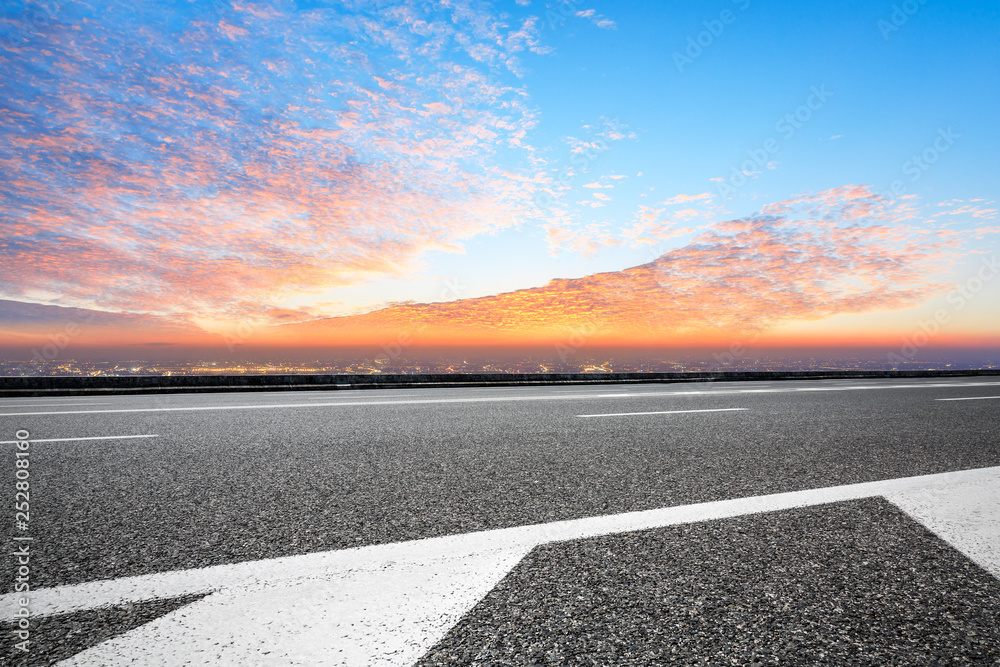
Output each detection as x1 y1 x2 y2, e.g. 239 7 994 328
1 1 997 367
4 348 997 379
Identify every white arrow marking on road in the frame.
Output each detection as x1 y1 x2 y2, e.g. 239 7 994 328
0 467 995 665
885 472 1000 578
58 549 531 667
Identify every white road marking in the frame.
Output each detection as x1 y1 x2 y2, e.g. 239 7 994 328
577 408 748 418
58 549 530 667
0 466 993 667
0 434 159 444
886 474 1000 578
936 395 1000 401
3 382 999 417
0 402 114 407
302 393 420 398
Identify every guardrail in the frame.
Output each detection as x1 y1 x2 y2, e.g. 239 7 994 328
0 369 998 397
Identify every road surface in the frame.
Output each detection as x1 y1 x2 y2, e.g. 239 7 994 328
2 377 999 664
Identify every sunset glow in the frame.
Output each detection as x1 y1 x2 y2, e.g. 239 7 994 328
1 1 997 368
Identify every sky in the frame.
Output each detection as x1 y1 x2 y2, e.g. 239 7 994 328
0 0 998 363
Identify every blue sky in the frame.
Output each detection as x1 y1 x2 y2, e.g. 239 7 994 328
365 0 999 305
1 0 997 352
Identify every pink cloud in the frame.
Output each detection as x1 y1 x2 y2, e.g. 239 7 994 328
1 1 547 323
273 186 958 346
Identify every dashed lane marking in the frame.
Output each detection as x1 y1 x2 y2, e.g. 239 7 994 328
0 434 159 444
577 408 748 418
2 382 999 416
936 395 1000 401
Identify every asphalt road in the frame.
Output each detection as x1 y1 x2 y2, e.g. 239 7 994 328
420 498 1000 665
2 377 999 664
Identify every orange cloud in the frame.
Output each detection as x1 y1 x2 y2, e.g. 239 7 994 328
265 186 958 348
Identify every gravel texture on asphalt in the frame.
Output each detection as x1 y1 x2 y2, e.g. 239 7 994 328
4 380 1000 589
0 593 207 667
418 498 1000 666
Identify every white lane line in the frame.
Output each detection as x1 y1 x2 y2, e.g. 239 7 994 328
17 466 998 667
0 402 114 407
0 435 159 444
936 395 1000 401
302 393 420 399
4 381 1000 417
577 408 748 418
